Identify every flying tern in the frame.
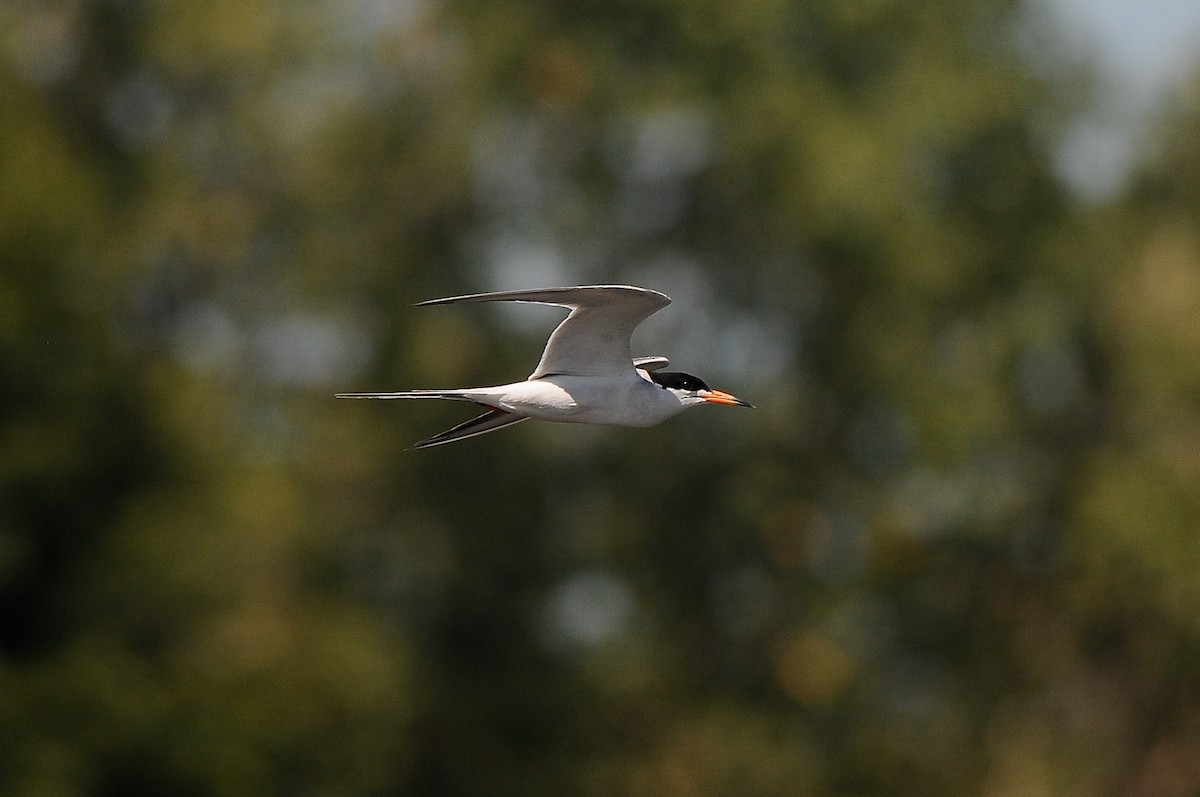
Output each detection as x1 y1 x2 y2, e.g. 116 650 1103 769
336 285 752 448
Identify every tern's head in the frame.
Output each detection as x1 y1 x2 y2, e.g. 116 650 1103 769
648 371 754 409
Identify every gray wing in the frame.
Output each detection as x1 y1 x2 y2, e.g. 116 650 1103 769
416 285 671 378
413 408 528 449
633 356 670 371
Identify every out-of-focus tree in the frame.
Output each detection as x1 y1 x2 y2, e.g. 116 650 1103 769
3 0 1200 795
1061 80 1200 796
0 3 436 794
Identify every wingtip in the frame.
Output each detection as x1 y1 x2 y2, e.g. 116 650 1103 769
411 285 671 308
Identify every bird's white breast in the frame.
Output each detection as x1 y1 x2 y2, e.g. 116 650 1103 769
495 373 686 427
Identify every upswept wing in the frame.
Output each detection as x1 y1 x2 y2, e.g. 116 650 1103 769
415 285 671 378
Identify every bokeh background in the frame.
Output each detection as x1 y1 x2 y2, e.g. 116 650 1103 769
5 1 1200 795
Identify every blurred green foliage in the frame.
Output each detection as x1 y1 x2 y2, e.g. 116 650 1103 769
3 1 1200 795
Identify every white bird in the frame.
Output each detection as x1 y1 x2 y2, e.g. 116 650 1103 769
336 285 752 448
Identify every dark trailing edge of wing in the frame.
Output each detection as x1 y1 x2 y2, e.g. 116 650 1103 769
413 408 528 449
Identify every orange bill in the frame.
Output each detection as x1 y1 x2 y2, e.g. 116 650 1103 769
701 389 754 408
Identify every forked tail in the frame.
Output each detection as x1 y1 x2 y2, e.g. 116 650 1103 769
335 390 477 400
335 388 525 448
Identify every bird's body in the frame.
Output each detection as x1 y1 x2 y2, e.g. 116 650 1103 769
337 285 751 447
370 371 692 426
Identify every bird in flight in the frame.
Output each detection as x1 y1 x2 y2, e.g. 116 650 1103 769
337 285 752 448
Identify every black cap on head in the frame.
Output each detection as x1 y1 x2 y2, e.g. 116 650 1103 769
648 371 710 392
